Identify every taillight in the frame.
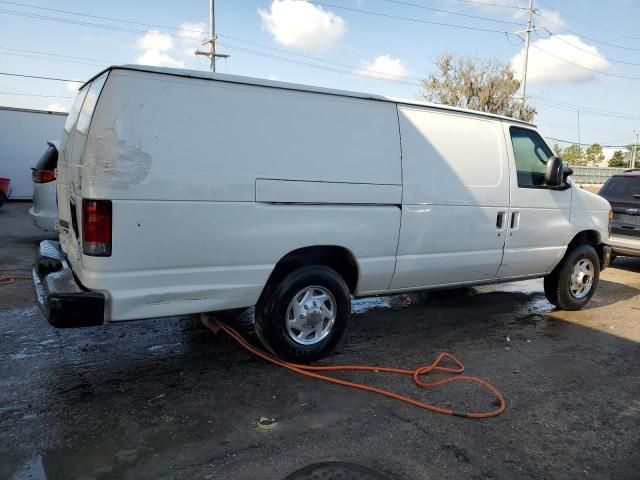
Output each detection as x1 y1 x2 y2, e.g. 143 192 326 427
33 169 56 183
82 199 112 256
608 209 613 236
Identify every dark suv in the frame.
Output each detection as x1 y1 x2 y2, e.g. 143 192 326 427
599 170 640 257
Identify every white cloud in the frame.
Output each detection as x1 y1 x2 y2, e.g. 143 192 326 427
136 49 185 68
359 55 409 80
511 34 608 84
65 81 79 93
258 0 346 50
134 23 208 68
176 22 207 58
46 102 69 113
137 30 174 51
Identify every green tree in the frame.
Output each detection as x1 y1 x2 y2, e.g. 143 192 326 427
562 144 586 166
608 150 628 168
553 143 563 157
584 143 605 166
421 54 536 122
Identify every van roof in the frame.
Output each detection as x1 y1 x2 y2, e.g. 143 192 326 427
85 65 535 127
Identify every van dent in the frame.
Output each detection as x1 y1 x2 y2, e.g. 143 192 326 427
33 65 613 361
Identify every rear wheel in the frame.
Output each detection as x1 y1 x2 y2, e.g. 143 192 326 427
255 265 351 362
543 244 600 310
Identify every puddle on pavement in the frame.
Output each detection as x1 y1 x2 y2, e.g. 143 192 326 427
11 456 47 480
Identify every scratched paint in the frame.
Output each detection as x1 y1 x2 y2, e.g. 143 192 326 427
83 129 152 190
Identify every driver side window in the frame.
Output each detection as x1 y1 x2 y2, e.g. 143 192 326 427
510 127 553 188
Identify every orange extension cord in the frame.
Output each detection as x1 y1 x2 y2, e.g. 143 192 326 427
0 275 31 286
213 318 506 419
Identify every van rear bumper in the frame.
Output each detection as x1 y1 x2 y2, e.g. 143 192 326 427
32 240 105 328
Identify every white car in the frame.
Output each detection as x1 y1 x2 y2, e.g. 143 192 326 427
29 141 59 232
33 65 613 360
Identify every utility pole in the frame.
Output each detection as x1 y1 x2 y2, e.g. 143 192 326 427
195 0 229 72
577 109 582 155
521 0 534 99
632 130 639 169
520 0 534 117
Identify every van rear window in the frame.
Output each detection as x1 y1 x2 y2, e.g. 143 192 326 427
600 176 640 197
63 87 88 133
76 73 108 135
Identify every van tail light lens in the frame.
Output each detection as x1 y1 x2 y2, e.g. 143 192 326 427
32 169 56 183
82 199 112 256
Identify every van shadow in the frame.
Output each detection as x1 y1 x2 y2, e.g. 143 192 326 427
610 255 640 274
581 278 640 309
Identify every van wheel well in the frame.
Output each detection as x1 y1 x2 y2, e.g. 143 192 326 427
567 230 605 266
568 230 600 249
261 246 359 301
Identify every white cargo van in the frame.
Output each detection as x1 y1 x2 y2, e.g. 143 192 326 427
33 65 613 360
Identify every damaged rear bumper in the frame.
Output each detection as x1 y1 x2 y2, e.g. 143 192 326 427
32 240 105 328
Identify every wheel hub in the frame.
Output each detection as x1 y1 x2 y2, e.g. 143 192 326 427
286 286 337 345
569 258 594 299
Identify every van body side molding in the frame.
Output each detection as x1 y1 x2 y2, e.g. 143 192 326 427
255 179 402 205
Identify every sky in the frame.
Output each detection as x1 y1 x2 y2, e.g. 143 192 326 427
1 0 640 156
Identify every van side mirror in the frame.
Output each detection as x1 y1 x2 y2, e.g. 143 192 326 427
545 156 566 187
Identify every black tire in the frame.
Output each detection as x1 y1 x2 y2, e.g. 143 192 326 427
255 265 351 362
543 244 600 310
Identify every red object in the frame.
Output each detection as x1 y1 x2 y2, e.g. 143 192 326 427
0 178 10 197
212 318 506 419
82 199 112 256
32 169 56 184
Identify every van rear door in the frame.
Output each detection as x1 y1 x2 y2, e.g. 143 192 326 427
56 73 108 265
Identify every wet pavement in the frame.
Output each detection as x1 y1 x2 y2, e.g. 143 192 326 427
1 202 639 480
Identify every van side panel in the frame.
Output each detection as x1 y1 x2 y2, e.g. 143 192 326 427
390 106 509 289
76 70 402 321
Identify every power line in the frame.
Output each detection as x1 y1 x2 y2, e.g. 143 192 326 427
0 50 105 67
530 43 640 80
0 0 204 35
0 9 424 84
545 136 634 148
0 72 83 82
532 97 640 121
377 0 524 25
536 30 640 67
304 2 513 34
0 8 202 40
216 40 423 86
0 91 72 98
0 46 117 64
536 0 640 41
534 10 640 52
431 0 528 9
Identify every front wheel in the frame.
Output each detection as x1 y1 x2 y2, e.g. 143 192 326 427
544 244 600 310
255 266 351 362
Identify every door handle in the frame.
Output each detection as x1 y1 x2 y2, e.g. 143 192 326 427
496 211 506 229
510 211 520 231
